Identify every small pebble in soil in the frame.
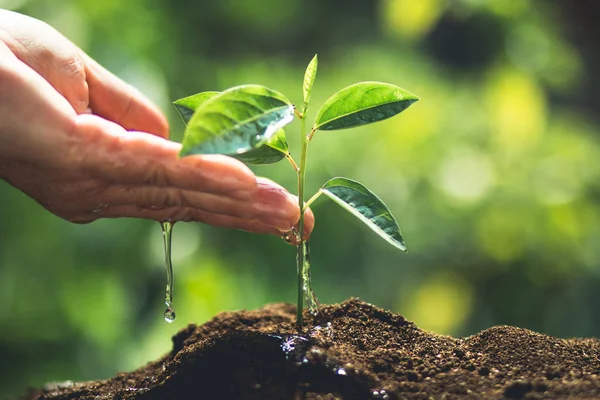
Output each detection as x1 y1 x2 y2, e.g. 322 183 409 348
504 380 533 399
464 362 476 371
406 371 420 382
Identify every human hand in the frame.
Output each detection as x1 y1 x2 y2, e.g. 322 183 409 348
0 10 313 240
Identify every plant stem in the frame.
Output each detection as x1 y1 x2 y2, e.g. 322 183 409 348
303 190 322 212
286 153 300 172
296 117 309 329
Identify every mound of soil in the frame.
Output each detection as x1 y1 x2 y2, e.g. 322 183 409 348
25 299 600 399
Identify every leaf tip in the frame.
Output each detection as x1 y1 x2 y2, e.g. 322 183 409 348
406 91 420 103
393 238 408 252
178 149 189 158
400 94 420 113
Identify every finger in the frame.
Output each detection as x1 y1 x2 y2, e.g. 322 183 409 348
80 205 291 236
0 44 79 166
74 115 311 232
93 184 298 227
0 10 89 113
81 51 169 138
252 178 315 243
74 114 257 196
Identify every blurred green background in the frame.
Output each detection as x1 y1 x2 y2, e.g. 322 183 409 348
2 0 600 397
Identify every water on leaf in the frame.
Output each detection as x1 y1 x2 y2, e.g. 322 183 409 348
300 241 320 314
161 221 176 323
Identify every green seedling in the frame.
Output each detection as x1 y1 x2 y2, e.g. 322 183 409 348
172 55 419 329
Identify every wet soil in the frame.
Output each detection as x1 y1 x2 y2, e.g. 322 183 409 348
24 299 600 399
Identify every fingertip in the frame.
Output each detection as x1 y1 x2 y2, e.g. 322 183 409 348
278 207 314 245
302 207 315 239
255 177 300 227
252 177 316 241
155 111 170 139
130 91 170 138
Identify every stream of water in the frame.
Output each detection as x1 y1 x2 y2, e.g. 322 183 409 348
300 241 320 314
161 221 176 323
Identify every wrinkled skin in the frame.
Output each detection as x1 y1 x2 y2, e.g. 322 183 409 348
0 10 313 241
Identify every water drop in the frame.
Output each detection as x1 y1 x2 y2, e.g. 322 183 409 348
371 389 388 399
250 134 263 147
161 221 176 322
282 228 301 245
164 307 176 323
92 204 108 214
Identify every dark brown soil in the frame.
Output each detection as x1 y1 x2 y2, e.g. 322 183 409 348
24 299 600 399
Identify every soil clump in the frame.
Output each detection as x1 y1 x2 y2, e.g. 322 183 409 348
25 299 600 399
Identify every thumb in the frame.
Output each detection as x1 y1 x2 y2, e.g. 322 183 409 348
82 52 169 139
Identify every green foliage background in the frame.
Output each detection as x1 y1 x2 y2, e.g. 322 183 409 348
2 0 600 397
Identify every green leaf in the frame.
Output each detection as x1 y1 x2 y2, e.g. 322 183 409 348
303 54 318 107
262 128 288 154
174 90 289 164
231 128 289 165
314 81 419 131
321 177 406 251
173 91 219 124
180 85 294 157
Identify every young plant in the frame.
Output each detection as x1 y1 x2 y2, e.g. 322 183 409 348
173 55 419 329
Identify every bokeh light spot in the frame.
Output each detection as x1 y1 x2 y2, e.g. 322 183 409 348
533 157 582 206
381 0 446 40
399 273 473 335
485 68 546 151
434 148 496 203
476 207 528 262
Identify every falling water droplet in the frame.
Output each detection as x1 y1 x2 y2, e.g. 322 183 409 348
164 307 176 323
300 241 320 314
161 221 176 323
